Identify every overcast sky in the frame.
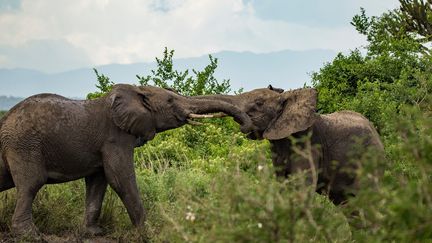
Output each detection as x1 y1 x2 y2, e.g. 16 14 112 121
0 0 399 73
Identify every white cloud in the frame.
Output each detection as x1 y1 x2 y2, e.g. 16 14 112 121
0 0 390 72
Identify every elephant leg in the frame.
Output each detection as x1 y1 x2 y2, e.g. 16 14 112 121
12 186 43 237
271 137 320 183
328 190 349 205
84 171 107 235
288 142 321 188
6 150 46 237
289 156 319 188
102 145 145 226
272 152 290 178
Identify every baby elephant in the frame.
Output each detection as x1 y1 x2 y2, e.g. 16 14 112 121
200 86 384 204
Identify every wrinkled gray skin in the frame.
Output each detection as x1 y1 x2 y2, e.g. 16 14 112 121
0 84 253 237
198 86 384 204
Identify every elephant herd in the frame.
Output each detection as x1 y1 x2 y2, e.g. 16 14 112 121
0 84 384 237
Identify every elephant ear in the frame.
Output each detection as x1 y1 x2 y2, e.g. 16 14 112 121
263 88 317 140
110 85 156 140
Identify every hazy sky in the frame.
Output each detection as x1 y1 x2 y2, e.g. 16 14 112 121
0 0 399 73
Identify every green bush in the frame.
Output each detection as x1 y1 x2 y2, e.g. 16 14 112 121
154 156 351 242
346 106 432 241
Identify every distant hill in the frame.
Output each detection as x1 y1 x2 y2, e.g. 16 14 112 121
0 96 23 110
0 49 336 98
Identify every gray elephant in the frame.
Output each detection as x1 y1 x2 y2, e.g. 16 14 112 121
0 84 253 237
199 85 384 204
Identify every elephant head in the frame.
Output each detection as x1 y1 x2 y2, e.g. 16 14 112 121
196 85 318 140
107 84 254 140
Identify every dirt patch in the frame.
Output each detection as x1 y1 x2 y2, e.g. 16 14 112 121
0 232 118 243
43 235 117 243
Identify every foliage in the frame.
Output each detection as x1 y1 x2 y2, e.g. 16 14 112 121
313 3 432 138
151 136 353 243
0 110 6 118
87 47 232 100
311 3 432 241
136 47 231 96
86 68 115 99
347 107 432 241
399 0 432 43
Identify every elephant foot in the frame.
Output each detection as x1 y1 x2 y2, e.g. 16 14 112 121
85 225 104 236
12 222 43 242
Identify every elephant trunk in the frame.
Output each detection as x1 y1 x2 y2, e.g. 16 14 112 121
193 94 236 104
185 97 252 134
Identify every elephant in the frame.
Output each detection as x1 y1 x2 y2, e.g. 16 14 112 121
0 84 254 237
198 85 384 204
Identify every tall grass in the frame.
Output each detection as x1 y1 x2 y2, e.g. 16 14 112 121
0 109 431 241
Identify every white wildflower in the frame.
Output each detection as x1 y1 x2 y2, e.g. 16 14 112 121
257 222 263 228
186 211 196 222
257 165 264 171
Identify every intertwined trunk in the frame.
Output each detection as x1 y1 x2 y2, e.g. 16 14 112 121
185 96 250 132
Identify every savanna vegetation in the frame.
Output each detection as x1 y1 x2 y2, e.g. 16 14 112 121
1 1 432 242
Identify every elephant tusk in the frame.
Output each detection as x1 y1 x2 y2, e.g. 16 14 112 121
187 119 204 126
188 112 227 119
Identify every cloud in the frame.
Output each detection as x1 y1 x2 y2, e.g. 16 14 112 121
150 0 185 12
0 39 92 73
0 0 21 12
244 0 400 27
0 0 398 72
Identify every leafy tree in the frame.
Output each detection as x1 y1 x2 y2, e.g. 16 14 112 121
136 47 231 96
312 5 432 135
88 48 232 99
399 0 432 42
86 68 115 99
136 48 187 89
311 3 432 241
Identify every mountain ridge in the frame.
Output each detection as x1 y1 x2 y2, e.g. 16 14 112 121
0 49 336 109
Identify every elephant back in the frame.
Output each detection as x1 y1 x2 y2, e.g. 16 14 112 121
319 110 384 156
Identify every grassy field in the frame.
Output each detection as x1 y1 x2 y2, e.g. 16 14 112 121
0 113 431 242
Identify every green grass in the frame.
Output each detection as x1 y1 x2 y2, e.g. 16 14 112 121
1 112 431 242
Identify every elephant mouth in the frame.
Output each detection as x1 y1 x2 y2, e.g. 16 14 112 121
247 130 263 140
187 112 259 137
